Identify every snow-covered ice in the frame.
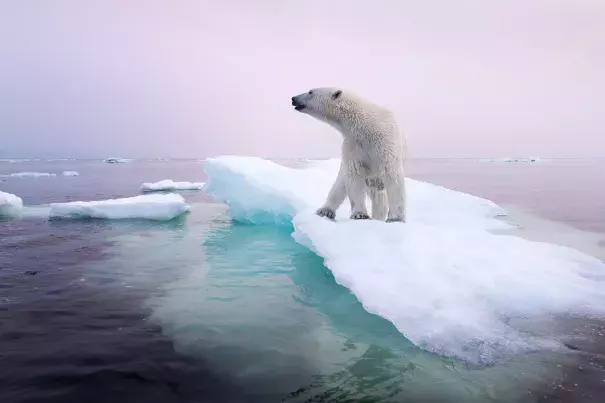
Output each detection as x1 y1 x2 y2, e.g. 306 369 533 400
0 191 23 217
203 155 605 365
49 193 190 221
0 172 56 177
62 171 79 176
103 158 135 164
141 179 204 192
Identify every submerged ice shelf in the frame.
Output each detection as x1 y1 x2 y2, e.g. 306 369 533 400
203 155 605 365
141 179 204 192
49 193 190 221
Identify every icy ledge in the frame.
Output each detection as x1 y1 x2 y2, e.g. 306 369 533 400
49 193 190 221
0 191 24 217
203 156 510 230
203 155 605 365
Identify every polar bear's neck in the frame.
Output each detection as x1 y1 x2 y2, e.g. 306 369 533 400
322 98 366 135
331 101 392 143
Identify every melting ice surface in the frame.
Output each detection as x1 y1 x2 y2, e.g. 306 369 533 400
62 171 79 176
0 191 23 217
49 193 190 221
141 179 204 192
203 156 605 365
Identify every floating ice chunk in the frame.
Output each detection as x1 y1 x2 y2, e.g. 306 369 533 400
203 156 510 230
49 193 190 221
103 157 134 164
141 179 204 192
0 191 23 217
203 155 605 365
62 171 79 176
0 172 56 177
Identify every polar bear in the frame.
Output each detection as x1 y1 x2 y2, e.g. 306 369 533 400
291 87 407 222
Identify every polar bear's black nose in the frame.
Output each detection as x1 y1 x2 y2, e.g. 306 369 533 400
291 95 305 111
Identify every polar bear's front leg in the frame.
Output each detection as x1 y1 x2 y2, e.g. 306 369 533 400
385 169 407 223
365 177 388 221
345 171 370 220
316 164 347 220
369 188 388 221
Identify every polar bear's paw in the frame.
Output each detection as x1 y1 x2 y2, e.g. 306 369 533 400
316 207 336 220
350 212 371 220
386 217 405 223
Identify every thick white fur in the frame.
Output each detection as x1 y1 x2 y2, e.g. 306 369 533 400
292 87 407 222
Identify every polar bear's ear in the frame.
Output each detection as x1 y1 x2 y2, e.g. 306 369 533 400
332 90 342 100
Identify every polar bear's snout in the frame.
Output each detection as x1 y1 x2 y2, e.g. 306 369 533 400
291 94 307 112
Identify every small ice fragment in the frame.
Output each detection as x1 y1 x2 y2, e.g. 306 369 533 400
49 193 190 221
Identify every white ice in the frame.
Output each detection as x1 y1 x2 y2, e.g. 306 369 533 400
203 156 605 365
141 179 204 192
62 171 79 176
49 193 190 221
0 172 57 177
103 157 135 164
0 191 24 217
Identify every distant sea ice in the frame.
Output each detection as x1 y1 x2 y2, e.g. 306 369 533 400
478 157 541 163
49 193 190 221
0 172 56 178
0 191 24 218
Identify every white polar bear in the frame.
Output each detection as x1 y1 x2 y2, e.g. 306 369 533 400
291 87 407 222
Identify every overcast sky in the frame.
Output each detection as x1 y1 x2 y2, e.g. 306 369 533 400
0 0 603 158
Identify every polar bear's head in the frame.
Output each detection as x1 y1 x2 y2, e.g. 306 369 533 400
291 87 346 126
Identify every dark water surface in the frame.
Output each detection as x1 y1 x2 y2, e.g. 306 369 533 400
1 158 604 403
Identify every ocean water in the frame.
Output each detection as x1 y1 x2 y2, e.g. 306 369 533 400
1 158 605 403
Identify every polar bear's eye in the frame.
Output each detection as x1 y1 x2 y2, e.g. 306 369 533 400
308 90 314 95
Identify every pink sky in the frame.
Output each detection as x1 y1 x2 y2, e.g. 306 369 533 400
0 0 603 158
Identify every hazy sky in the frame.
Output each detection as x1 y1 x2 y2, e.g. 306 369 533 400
1 0 603 158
